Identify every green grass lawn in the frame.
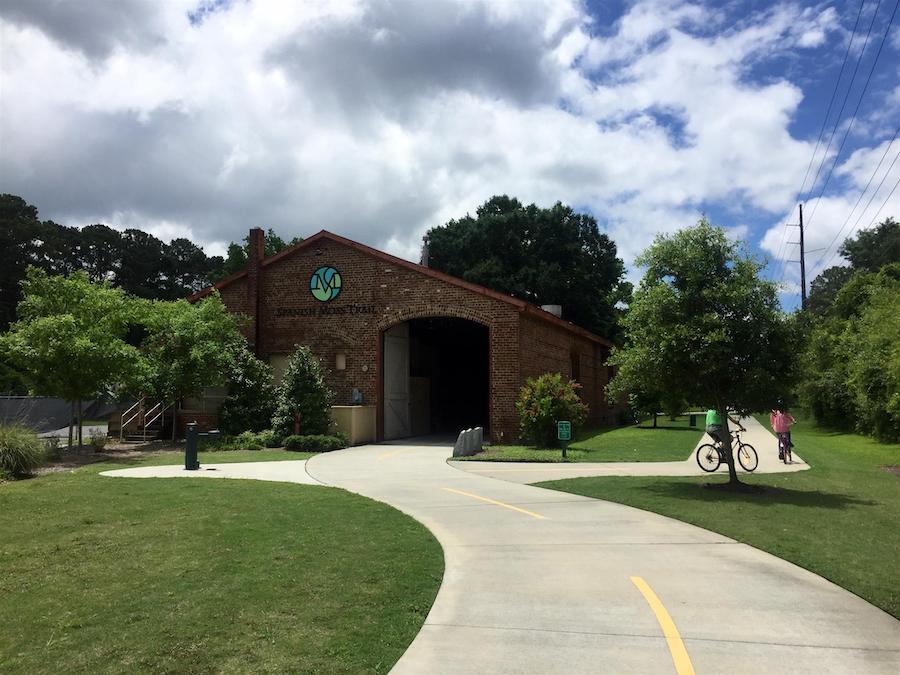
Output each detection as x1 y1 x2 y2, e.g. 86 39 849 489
0 456 443 673
537 416 900 618
457 415 703 463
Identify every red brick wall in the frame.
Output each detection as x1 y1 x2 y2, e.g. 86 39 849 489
213 237 618 442
519 315 622 428
251 239 522 441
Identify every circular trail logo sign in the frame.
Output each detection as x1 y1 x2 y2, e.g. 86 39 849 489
310 266 342 302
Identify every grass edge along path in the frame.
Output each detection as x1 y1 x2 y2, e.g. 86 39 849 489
457 416 703 463
0 457 443 674
536 417 900 618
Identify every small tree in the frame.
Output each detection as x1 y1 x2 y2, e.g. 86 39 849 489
271 345 334 437
137 292 244 437
1 268 142 449
516 372 588 447
218 347 276 435
608 220 793 486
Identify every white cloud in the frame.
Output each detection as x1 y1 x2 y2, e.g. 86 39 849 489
0 0 887 287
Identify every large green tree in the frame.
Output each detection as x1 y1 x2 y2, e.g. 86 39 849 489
608 220 793 485
800 217 900 439
423 196 630 339
1 268 144 448
839 217 899 273
0 194 42 330
800 264 900 440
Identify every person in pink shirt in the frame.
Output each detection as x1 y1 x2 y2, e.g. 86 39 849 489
770 405 796 461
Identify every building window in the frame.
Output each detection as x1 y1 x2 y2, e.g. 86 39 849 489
570 350 581 383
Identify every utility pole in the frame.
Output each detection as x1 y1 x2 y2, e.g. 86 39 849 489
786 203 807 310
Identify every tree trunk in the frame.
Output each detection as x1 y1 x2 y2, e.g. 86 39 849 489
172 404 177 442
719 409 740 484
68 401 74 451
77 399 83 451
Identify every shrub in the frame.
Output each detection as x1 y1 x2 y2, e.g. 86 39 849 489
89 430 108 452
256 429 284 448
44 435 62 460
516 372 588 448
271 345 335 437
0 424 47 478
283 434 347 453
233 430 264 451
218 348 277 435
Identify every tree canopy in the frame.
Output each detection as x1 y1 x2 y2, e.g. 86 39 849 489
423 196 630 339
1 265 252 443
220 228 304 277
0 194 304 330
137 293 244 406
608 220 793 483
800 219 900 441
0 268 145 446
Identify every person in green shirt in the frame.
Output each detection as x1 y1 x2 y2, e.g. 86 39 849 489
705 408 744 445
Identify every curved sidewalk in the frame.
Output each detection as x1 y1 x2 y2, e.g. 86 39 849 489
103 441 900 673
305 442 900 674
452 415 809 484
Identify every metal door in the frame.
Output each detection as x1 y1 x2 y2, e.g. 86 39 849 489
383 323 410 440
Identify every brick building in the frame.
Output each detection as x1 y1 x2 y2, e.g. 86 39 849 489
190 227 621 443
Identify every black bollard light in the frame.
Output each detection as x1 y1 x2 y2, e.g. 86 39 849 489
185 422 200 470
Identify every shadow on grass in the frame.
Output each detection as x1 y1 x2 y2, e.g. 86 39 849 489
633 426 701 433
636 480 878 509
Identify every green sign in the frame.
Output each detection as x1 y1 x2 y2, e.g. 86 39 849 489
310 266 342 302
557 420 571 441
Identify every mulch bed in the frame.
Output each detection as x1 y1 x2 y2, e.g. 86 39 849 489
35 442 181 476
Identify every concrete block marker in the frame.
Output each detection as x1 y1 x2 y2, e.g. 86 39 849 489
452 427 484 457
631 576 695 675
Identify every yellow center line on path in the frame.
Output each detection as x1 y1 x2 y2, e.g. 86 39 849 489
630 576 696 675
442 487 546 520
377 448 417 461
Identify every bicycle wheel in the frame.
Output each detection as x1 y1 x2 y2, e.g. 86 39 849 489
737 443 758 472
696 443 721 472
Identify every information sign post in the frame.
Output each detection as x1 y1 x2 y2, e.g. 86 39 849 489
557 420 572 459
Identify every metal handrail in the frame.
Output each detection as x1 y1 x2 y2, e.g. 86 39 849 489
144 402 163 423
143 402 170 438
120 398 143 441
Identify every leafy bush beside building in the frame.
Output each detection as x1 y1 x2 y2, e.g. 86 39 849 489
516 372 588 448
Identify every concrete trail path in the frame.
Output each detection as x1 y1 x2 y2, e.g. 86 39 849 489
306 442 900 674
102 439 900 673
453 415 809 484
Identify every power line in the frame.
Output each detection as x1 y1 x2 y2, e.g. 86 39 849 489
812 121 900 270
802 0 883 211
775 0 867 285
820 147 900 270
805 0 899 229
862 171 900 230
795 0 867 201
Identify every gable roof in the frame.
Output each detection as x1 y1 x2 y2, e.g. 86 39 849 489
189 230 612 347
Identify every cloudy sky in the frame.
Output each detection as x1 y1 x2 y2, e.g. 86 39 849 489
2 0 899 307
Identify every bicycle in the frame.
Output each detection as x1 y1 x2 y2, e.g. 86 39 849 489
777 432 793 464
696 427 758 473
